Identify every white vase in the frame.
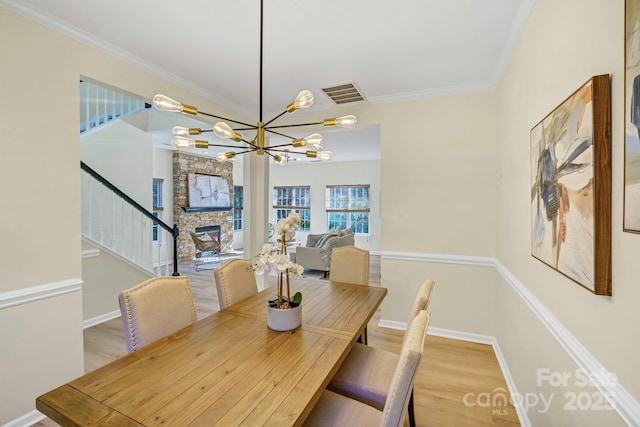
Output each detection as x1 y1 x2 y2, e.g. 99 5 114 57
267 303 302 331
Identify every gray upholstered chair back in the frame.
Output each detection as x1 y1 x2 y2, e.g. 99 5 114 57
213 258 258 309
118 276 197 353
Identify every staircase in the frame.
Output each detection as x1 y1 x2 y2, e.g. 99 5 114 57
80 80 149 134
80 81 179 276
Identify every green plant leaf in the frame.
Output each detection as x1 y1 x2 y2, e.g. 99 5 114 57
291 291 302 304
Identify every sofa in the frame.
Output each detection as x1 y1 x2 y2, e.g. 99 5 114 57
294 228 355 274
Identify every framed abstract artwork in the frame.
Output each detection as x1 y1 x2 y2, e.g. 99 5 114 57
530 75 611 295
187 173 231 208
625 0 640 233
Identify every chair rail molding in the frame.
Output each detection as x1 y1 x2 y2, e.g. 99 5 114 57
0 278 82 310
494 260 640 427
82 248 101 258
381 250 494 266
381 251 640 426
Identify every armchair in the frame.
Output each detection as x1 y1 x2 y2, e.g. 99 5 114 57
189 231 222 271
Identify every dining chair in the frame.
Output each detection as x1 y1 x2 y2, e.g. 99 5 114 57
327 279 436 427
330 246 371 343
213 258 259 310
303 310 431 427
118 276 197 353
329 246 370 286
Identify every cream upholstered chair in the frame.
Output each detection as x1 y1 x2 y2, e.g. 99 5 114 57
213 258 258 310
330 246 371 343
329 246 370 285
304 310 430 427
118 276 197 353
327 279 435 427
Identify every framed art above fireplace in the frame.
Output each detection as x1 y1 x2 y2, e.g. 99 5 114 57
185 173 232 212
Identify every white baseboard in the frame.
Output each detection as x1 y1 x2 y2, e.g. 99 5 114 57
83 310 121 329
3 409 45 427
428 326 530 426
377 318 406 331
378 317 530 426
381 251 640 427
493 260 640 426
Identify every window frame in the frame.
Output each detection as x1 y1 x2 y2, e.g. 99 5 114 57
325 184 370 234
272 185 311 232
233 186 243 231
152 178 164 243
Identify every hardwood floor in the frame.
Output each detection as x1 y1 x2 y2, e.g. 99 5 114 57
33 255 519 426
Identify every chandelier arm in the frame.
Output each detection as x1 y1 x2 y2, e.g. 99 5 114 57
197 111 256 128
266 142 298 149
263 111 288 127
263 149 285 160
276 150 309 157
263 147 301 153
264 129 295 140
240 139 262 151
234 148 258 156
207 143 252 149
265 121 324 130
233 126 260 131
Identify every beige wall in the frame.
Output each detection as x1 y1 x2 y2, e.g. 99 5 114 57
2 0 638 425
0 8 245 423
354 91 499 328
81 119 153 210
496 0 635 424
81 240 152 321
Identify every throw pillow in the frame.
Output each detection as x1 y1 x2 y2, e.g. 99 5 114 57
306 234 323 247
320 235 339 266
315 232 338 248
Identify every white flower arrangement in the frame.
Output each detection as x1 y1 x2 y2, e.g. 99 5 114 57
253 212 304 308
254 244 304 277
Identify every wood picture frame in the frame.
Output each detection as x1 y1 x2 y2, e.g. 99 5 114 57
530 75 611 295
625 0 640 233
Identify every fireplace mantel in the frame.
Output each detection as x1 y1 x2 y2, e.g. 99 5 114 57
181 206 232 212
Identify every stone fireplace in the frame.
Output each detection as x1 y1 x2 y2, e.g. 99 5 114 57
195 225 221 242
173 152 234 262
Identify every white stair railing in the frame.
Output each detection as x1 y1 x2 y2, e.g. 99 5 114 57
80 81 147 134
81 163 178 276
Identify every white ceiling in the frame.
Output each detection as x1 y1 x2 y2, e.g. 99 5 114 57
3 0 533 162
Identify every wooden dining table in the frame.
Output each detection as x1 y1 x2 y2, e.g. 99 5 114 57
36 279 387 426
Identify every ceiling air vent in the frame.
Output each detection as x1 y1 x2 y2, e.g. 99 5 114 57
321 83 365 105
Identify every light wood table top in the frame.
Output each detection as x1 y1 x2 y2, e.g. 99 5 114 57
36 280 386 426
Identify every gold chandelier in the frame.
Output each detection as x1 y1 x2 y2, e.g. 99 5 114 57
152 0 357 164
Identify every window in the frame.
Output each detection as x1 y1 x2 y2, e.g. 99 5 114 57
234 186 243 230
152 179 164 242
273 186 311 231
326 185 370 234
